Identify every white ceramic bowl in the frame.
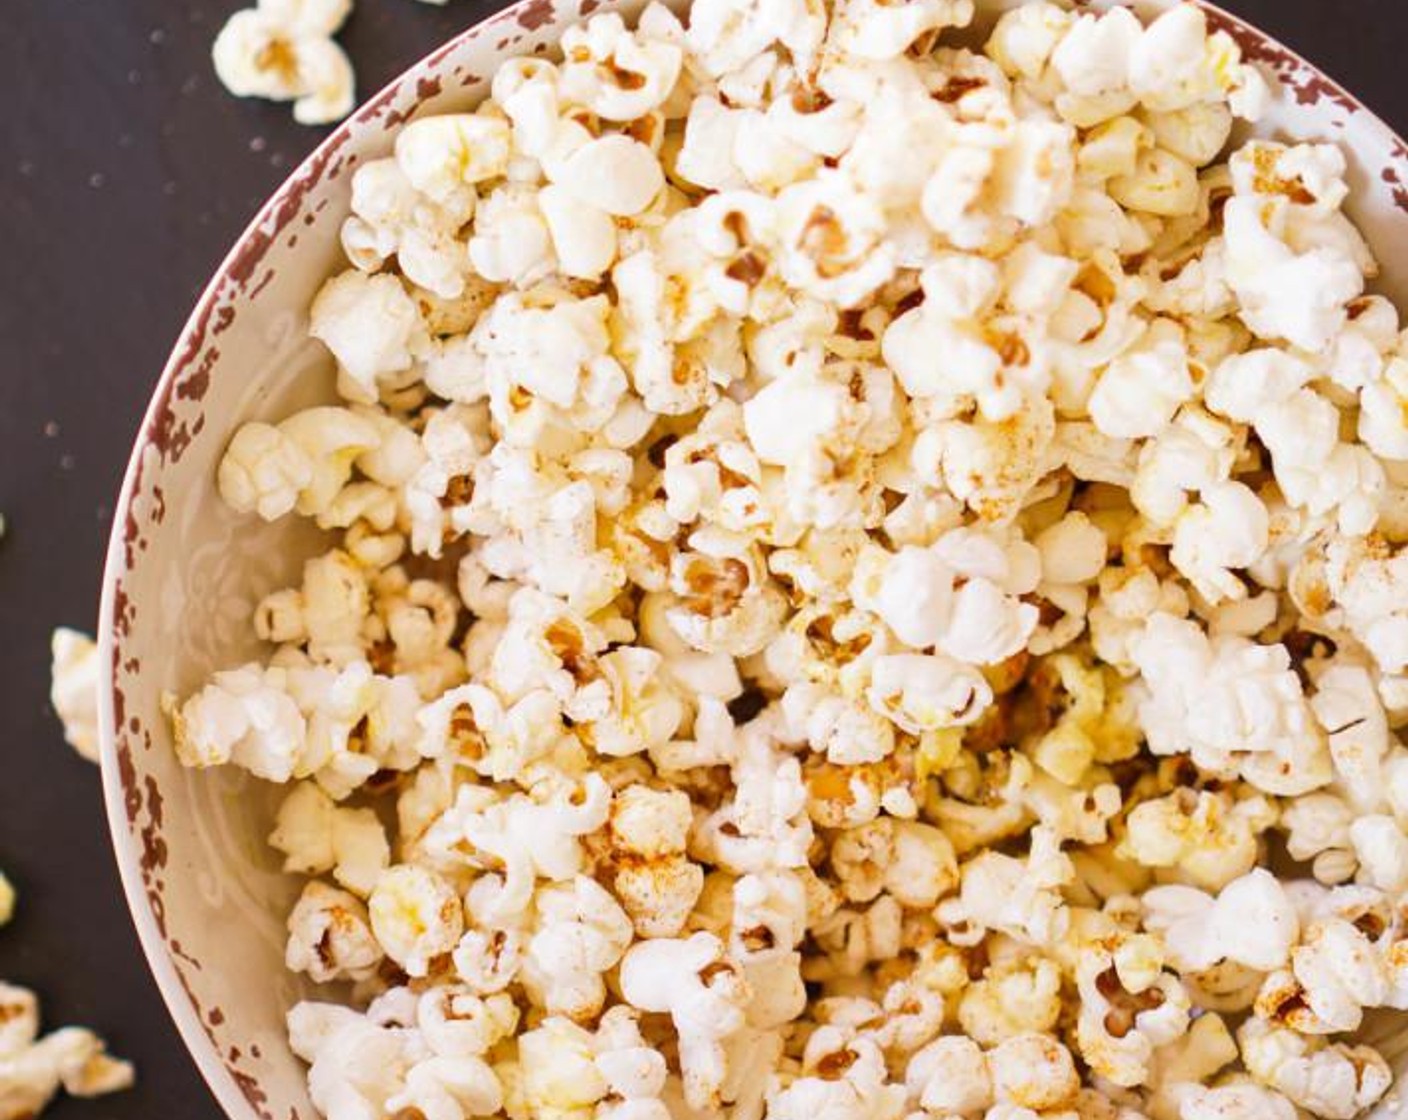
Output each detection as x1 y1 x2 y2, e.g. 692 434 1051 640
97 3 1408 1117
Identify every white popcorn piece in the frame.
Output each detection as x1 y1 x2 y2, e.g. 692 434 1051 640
851 528 1041 665
1119 787 1275 892
775 174 896 308
988 1032 1079 1111
1223 142 1372 353
522 876 634 1020
310 270 427 404
866 653 995 735
368 864 464 977
285 880 385 983
906 1035 992 1115
395 113 512 204
1131 613 1331 796
939 827 1073 948
268 782 390 897
217 421 314 521
1178 1083 1298 1120
1239 1018 1390 1120
342 159 476 299
607 784 704 936
49 628 100 764
1143 869 1299 975
172 3 1408 1116
0 982 133 1118
831 0 972 60
619 933 750 1110
1169 480 1269 604
550 135 664 217
1088 320 1194 440
211 0 354 125
560 13 683 120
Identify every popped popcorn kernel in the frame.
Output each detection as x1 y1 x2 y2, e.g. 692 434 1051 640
49 628 101 763
212 0 354 124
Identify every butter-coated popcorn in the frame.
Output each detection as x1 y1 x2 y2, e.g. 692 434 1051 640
176 2 1408 1116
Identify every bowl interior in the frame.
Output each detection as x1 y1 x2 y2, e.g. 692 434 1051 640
99 2 1408 1118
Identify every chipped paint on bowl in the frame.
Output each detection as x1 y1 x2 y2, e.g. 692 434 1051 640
97 2 1408 1117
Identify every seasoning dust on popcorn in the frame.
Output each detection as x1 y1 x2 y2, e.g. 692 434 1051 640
172 1 1408 1117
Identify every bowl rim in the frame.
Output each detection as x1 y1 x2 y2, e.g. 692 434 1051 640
94 2 1408 1118
94 2 555 1113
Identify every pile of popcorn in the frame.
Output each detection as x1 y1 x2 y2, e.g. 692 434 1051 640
172 1 1408 1117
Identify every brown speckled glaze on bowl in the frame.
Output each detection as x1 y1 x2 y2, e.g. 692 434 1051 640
97 2 1408 1117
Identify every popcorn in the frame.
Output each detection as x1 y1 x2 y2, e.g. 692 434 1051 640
619 933 750 1109
49 628 100 763
606 784 704 936
1119 787 1275 892
1223 142 1372 353
988 1032 1079 1111
853 527 1041 664
0 982 133 1119
957 954 1063 1046
775 174 896 308
368 864 465 977
427 773 611 923
666 529 789 657
310 271 427 404
1087 320 1194 440
522 876 634 1020
1239 1019 1390 1120
285 881 385 982
938 826 1073 948
1169 480 1269 604
551 135 665 218
905 1035 992 1114
217 422 314 521
1143 869 1299 974
560 14 683 120
269 782 390 896
1130 613 1331 796
396 113 512 203
866 653 995 734
537 184 618 280
211 0 354 125
175 5 1408 1117
1178 1083 1298 1120
831 0 973 61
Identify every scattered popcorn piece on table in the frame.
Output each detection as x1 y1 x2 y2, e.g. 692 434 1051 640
212 0 356 124
49 629 101 764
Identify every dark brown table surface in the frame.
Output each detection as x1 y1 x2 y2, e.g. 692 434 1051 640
2 1 1404 1116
